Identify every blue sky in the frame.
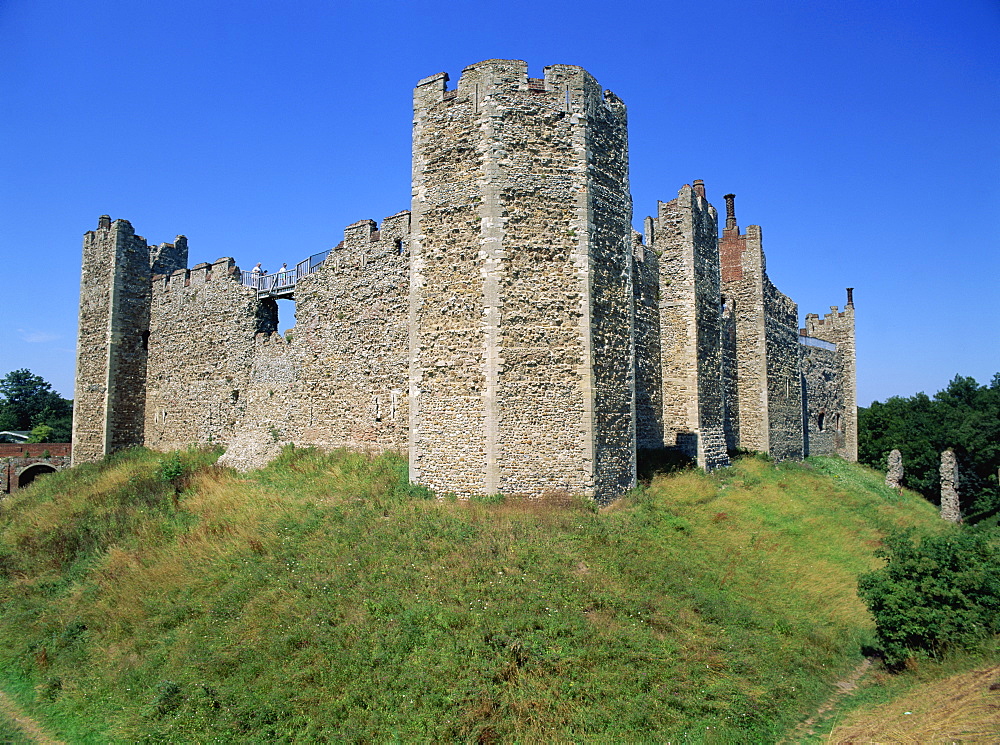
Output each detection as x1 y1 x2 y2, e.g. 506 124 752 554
2 0 997 406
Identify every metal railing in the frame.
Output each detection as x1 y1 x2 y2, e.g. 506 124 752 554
240 250 330 297
799 335 836 352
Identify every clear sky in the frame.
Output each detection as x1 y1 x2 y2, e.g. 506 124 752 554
2 0 997 406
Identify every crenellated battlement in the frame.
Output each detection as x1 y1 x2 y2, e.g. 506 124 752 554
415 59 624 122
329 211 411 272
154 257 243 293
73 59 857 494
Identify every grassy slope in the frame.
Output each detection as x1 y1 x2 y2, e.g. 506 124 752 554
828 662 1000 742
0 448 954 742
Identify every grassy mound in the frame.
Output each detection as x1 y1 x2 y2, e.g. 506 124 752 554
0 448 952 741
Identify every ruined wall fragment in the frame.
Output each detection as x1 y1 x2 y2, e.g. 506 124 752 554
886 448 903 489
940 448 961 523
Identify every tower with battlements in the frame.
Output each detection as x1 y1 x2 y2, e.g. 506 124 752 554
409 60 635 502
71 59 858 495
640 181 729 470
802 291 857 461
72 216 186 464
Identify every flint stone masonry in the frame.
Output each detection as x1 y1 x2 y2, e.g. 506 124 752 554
142 213 412 463
411 60 634 502
72 59 858 500
886 448 903 489
940 448 961 523
643 182 728 470
799 340 845 457
803 294 857 461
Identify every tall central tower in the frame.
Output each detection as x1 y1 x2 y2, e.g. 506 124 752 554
409 59 635 502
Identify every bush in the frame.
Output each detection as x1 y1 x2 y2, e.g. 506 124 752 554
858 528 1000 666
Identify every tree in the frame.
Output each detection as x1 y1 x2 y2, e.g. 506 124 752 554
858 373 1000 517
26 424 55 443
0 369 73 441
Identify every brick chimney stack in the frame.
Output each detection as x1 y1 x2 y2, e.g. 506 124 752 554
723 194 737 232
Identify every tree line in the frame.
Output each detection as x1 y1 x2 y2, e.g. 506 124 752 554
858 373 1000 520
0 369 73 443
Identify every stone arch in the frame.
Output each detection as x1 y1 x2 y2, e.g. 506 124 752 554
17 463 57 489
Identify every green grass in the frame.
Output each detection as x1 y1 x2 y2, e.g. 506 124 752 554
0 714 32 744
0 447 972 742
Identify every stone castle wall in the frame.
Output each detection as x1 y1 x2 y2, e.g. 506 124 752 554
142 214 412 457
799 340 845 457
143 257 271 452
291 213 411 453
632 235 663 450
72 59 858 498
803 297 857 461
762 275 804 461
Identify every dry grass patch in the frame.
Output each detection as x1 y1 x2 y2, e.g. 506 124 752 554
828 665 1000 743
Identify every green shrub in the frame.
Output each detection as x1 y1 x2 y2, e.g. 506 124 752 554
858 528 1000 666
156 452 186 484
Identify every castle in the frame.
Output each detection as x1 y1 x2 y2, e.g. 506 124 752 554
72 59 856 503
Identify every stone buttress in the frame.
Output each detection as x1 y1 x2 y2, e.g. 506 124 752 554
409 60 635 502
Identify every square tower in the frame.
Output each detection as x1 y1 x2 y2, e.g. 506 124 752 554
72 216 187 464
409 60 635 502
641 181 729 470
802 290 857 461
719 196 804 460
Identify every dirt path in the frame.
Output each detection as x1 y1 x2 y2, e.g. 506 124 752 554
782 657 874 742
0 689 64 745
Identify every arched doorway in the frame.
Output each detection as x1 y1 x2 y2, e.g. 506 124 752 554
17 463 57 489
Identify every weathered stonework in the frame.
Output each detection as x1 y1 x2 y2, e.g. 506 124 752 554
642 181 728 470
802 291 857 461
141 213 412 465
632 233 663 450
940 448 961 523
800 338 844 457
885 448 903 489
720 198 802 459
72 59 858 500
410 61 634 502
72 217 186 465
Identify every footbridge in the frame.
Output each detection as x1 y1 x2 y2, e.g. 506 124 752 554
240 249 331 299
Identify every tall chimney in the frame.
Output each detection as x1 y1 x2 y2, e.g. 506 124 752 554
723 194 737 232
